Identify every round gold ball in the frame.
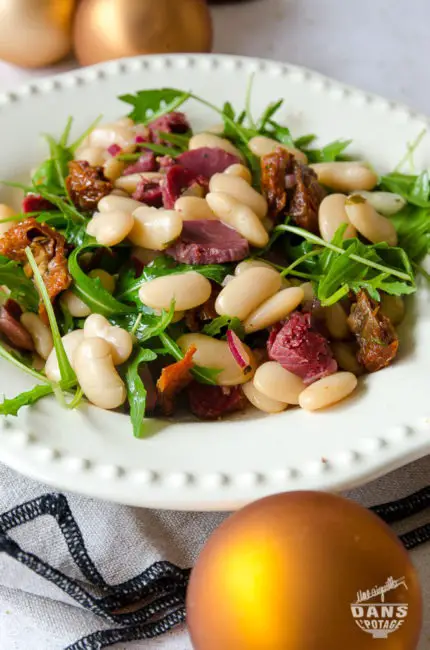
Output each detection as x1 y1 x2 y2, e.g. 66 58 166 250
73 0 213 66
0 0 75 68
187 491 422 650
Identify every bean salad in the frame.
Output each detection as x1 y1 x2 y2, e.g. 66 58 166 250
0 84 427 435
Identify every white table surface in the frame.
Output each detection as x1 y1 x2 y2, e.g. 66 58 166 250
0 0 429 648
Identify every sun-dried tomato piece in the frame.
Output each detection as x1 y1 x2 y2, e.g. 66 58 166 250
188 383 247 420
156 345 196 416
347 290 398 372
0 218 72 320
288 163 326 233
260 147 325 232
260 147 293 220
65 160 113 211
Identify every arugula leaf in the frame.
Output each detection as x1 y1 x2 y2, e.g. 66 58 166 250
36 189 87 225
390 205 430 263
0 383 54 416
245 73 257 130
116 256 232 304
303 139 353 163
110 303 175 344
0 256 39 311
68 246 133 317
125 347 157 438
380 170 430 208
154 131 191 151
118 88 191 125
25 247 76 385
158 332 221 385
202 315 245 339
266 119 294 147
294 134 317 149
257 99 284 132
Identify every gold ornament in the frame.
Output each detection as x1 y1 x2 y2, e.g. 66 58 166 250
187 491 422 650
73 0 213 66
0 0 75 68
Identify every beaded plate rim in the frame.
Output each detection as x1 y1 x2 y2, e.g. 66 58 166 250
0 53 429 511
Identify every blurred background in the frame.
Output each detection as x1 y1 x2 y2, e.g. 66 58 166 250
0 0 428 113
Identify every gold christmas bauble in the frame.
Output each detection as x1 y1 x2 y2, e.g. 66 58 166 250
73 0 213 66
0 0 75 68
187 491 422 650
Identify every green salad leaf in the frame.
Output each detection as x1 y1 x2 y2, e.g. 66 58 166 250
302 139 353 163
125 347 158 438
68 245 133 317
0 383 55 416
380 170 430 208
119 88 191 124
202 315 245 340
0 255 39 311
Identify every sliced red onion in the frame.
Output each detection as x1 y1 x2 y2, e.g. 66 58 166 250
108 144 122 156
226 329 252 374
285 173 296 189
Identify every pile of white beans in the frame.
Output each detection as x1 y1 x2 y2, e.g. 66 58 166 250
0 116 409 418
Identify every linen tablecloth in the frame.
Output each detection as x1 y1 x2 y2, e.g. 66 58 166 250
0 1 429 647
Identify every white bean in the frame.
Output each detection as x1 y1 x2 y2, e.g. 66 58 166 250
188 133 244 161
310 162 378 192
244 287 304 333
350 191 406 216
75 146 106 167
215 267 281 320
45 330 85 382
380 294 405 326
74 337 127 410
177 333 256 386
88 269 116 294
61 291 91 318
86 210 134 247
89 122 136 153
345 196 398 246
103 157 125 182
20 313 53 360
254 361 305 405
248 135 308 164
318 194 357 242
174 196 217 220
242 380 287 414
130 206 182 250
324 302 350 340
234 259 274 275
331 342 364 376
114 172 164 195
206 192 269 248
224 164 252 184
98 194 142 213
300 282 315 302
298 371 358 411
139 271 212 311
209 173 267 218
83 314 133 365
0 204 16 236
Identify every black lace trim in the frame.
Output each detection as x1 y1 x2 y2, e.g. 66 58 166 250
0 488 428 649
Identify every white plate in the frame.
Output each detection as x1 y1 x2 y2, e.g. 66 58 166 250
0 54 429 511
